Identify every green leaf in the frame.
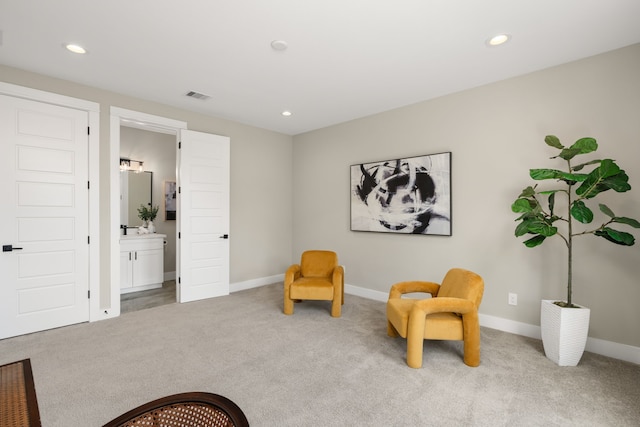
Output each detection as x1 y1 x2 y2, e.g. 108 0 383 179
556 137 598 160
595 228 636 246
548 192 555 216
538 189 562 195
601 171 631 193
569 137 598 154
514 220 532 237
518 186 537 198
530 169 561 180
612 217 640 228
527 220 557 237
599 204 615 218
573 159 601 172
570 201 593 224
558 148 582 160
511 198 535 213
544 135 563 149
524 235 546 248
530 168 587 183
599 159 622 177
576 159 624 198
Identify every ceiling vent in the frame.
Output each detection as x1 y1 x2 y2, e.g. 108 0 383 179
185 90 211 100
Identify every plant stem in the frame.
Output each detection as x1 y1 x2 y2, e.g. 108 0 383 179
567 160 573 306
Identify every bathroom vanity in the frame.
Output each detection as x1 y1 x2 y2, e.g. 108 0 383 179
120 234 166 294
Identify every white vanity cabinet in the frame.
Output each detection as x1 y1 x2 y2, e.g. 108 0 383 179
120 234 166 293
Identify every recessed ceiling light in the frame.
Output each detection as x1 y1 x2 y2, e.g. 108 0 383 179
281 110 292 117
65 44 87 54
271 40 288 51
487 34 511 47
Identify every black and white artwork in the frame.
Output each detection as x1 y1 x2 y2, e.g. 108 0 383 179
350 152 451 235
164 180 177 221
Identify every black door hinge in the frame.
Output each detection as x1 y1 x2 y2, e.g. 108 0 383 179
88 236 90 244
88 290 91 299
179 141 181 149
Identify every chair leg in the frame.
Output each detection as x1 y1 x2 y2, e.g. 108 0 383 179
387 321 399 337
406 336 424 368
283 283 294 315
283 297 294 315
407 310 427 368
331 299 341 317
462 313 481 367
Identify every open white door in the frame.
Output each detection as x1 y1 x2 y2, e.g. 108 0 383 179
178 130 230 303
0 94 90 338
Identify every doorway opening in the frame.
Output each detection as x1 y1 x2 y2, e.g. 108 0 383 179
109 107 186 316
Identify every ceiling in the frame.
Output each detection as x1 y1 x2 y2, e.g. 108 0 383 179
1 1 639 136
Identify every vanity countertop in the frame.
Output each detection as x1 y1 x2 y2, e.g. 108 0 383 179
120 233 166 240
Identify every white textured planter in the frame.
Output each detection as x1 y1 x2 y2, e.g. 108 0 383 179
540 299 590 366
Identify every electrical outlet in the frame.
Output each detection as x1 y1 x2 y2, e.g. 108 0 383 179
508 293 518 306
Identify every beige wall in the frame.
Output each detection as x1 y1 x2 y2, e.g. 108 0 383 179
0 65 294 305
292 44 640 347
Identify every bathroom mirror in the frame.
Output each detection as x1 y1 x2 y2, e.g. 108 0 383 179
120 170 153 226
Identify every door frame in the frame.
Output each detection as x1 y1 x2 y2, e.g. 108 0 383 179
109 107 186 315
0 82 101 322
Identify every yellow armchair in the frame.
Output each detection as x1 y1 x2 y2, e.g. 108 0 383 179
386 268 484 368
284 250 344 317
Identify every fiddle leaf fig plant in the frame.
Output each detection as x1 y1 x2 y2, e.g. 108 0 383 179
511 135 640 308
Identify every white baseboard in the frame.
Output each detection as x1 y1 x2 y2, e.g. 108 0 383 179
231 274 284 293
479 313 542 340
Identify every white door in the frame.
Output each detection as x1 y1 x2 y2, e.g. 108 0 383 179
178 130 230 303
0 94 90 339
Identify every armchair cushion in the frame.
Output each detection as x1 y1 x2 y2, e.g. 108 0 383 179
387 300 463 340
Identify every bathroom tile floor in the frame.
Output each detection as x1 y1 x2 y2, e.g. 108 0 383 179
120 280 176 315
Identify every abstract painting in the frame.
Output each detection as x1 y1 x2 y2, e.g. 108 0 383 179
164 180 177 220
351 152 451 235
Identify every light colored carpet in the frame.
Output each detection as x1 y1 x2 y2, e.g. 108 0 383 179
0 283 638 426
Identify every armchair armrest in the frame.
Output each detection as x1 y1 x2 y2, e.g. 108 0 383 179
388 281 440 300
332 265 344 286
411 297 475 317
284 264 301 286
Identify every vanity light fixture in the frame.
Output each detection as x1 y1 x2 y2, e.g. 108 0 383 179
65 43 87 54
486 33 511 47
120 158 145 172
281 110 292 117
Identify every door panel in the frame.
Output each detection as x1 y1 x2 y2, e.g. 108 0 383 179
178 130 230 303
0 94 89 339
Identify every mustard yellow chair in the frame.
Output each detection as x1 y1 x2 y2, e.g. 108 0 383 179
284 250 344 317
386 268 484 368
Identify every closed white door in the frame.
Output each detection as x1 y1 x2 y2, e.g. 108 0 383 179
178 130 230 303
0 94 90 339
